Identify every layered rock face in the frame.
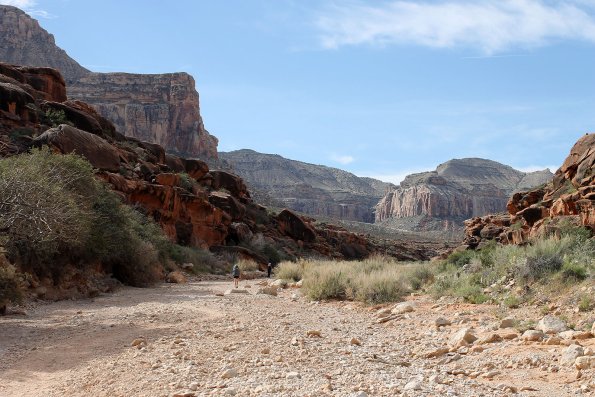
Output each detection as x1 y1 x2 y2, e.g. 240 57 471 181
463 133 595 248
218 149 395 223
0 6 89 81
375 158 553 233
68 72 218 159
0 64 434 264
0 5 218 159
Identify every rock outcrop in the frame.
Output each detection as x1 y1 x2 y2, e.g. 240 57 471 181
462 134 595 248
67 72 218 159
375 158 553 235
0 5 218 159
0 63 433 265
217 149 395 223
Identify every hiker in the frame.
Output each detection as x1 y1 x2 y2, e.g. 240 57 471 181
232 263 240 288
267 262 272 278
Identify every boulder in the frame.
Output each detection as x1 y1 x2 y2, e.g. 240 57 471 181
522 330 544 342
575 356 595 370
561 344 584 366
449 328 477 348
33 125 120 172
277 209 317 243
537 315 568 334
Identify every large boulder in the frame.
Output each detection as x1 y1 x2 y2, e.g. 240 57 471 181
277 209 317 243
33 124 120 172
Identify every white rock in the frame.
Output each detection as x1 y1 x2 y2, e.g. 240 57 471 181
435 317 451 327
561 345 584 366
271 279 287 288
221 368 239 379
392 302 415 314
537 315 568 334
449 328 477 347
352 392 368 397
404 380 422 390
286 371 301 379
522 330 544 341
224 387 237 396
290 293 299 301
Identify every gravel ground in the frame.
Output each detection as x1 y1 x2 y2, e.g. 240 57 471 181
0 278 593 397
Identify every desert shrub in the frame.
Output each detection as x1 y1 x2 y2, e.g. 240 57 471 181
406 265 434 290
578 295 593 312
303 267 348 301
178 173 194 192
0 147 96 265
238 259 259 272
350 272 408 304
503 295 521 309
452 282 489 304
0 148 181 287
43 109 72 127
561 261 588 282
445 249 474 268
274 261 303 282
0 264 23 307
166 244 222 273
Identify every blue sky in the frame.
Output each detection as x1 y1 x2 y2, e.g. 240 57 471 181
4 0 595 183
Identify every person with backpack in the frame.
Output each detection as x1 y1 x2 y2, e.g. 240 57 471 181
232 263 240 288
267 262 272 278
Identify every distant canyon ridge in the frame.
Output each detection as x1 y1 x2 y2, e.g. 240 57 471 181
0 5 553 231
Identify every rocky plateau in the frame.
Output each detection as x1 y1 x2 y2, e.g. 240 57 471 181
375 158 553 236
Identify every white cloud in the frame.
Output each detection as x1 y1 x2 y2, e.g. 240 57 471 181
0 0 55 18
316 0 595 53
0 0 36 7
330 153 355 165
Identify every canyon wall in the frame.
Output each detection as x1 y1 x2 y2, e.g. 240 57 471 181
0 5 218 159
375 158 553 233
218 149 395 223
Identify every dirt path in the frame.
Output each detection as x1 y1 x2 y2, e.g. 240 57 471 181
0 279 593 397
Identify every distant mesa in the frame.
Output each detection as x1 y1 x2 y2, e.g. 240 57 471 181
375 158 553 236
217 149 395 223
0 5 218 159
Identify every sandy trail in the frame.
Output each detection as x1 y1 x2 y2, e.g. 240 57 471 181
0 279 593 396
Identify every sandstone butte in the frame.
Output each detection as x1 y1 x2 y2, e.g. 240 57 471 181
375 158 553 236
0 63 435 273
461 133 595 249
0 5 218 160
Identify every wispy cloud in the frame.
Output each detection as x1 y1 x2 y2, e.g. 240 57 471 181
0 0 55 18
0 0 36 7
316 0 595 53
330 153 355 165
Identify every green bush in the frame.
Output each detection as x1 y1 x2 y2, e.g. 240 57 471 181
445 249 474 268
43 109 72 127
503 295 521 309
178 173 195 192
561 261 588 282
274 261 304 282
407 265 434 290
350 273 408 304
0 148 183 287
